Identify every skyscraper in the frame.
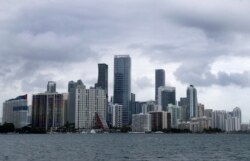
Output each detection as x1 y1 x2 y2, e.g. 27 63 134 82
187 85 198 120
75 86 108 130
158 86 176 111
95 63 108 96
113 55 131 125
67 80 85 124
155 69 165 103
47 81 56 93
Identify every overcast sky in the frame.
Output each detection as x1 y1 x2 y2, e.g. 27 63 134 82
1 0 250 122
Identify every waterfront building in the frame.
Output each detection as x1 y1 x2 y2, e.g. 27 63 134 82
32 92 65 131
232 107 242 124
167 104 182 128
240 124 249 132
132 113 151 132
2 95 29 128
189 117 212 133
67 80 85 124
158 86 176 111
75 86 108 130
177 122 190 130
47 81 56 93
150 111 171 131
187 85 198 120
113 55 131 125
95 63 109 124
212 110 227 131
225 114 241 132
155 69 165 103
111 104 123 128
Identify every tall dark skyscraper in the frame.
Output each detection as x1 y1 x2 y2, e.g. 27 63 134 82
113 55 131 125
155 69 165 103
47 81 56 93
187 85 198 120
95 63 108 96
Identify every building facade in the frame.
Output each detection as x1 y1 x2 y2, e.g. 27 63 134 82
67 80 85 124
75 86 108 130
111 104 123 128
167 104 182 128
155 69 165 103
158 86 176 111
32 93 65 131
150 111 171 131
47 81 56 93
132 113 151 132
113 55 131 125
187 85 198 120
95 63 108 96
2 95 29 128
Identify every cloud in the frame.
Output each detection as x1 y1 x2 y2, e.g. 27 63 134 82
0 0 250 95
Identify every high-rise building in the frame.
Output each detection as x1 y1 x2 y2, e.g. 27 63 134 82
158 86 176 111
111 104 123 128
95 63 108 96
225 113 241 132
47 81 56 93
155 69 165 103
75 85 108 130
212 110 227 131
232 107 242 124
2 95 29 128
32 93 65 131
132 113 151 132
67 80 85 124
178 97 188 121
167 104 182 128
187 85 198 120
113 55 131 125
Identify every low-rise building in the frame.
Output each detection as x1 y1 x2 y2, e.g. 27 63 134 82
150 111 171 131
2 95 29 128
132 113 151 132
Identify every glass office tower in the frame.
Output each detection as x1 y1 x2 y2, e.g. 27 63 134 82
113 55 131 125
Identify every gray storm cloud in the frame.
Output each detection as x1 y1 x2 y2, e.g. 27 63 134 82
0 0 250 93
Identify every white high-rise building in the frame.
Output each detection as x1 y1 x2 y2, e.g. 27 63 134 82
2 95 29 128
232 107 242 124
132 113 151 132
75 85 108 130
111 104 123 128
225 115 241 132
212 110 227 131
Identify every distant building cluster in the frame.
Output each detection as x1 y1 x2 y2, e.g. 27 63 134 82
1 55 250 133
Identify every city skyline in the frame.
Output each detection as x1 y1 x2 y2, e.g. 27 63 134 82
1 0 250 122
